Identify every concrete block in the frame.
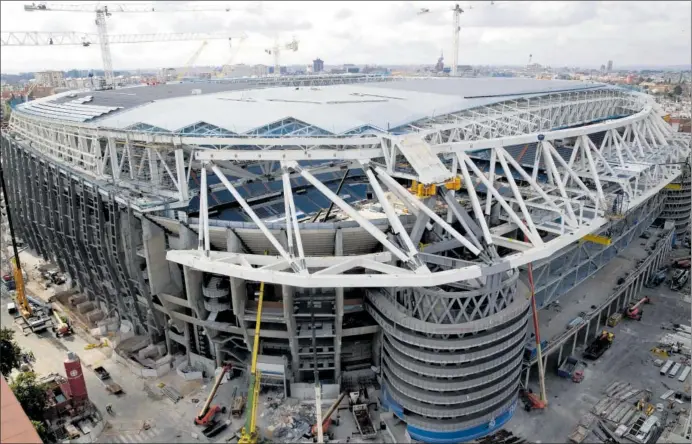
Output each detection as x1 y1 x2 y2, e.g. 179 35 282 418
86 309 104 323
138 344 158 360
76 301 95 314
69 294 88 306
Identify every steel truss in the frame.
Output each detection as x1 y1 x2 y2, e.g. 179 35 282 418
6 86 691 288
169 95 689 289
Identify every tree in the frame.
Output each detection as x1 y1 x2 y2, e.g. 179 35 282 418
0 327 23 376
673 85 683 95
31 419 53 443
9 372 48 421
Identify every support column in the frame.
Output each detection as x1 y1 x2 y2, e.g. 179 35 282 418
524 366 531 388
571 333 577 355
583 320 590 347
334 229 345 382
282 284 300 381
557 344 563 366
226 229 252 352
595 311 601 333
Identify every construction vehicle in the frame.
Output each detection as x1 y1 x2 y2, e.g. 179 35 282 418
518 387 546 412
584 330 614 360
231 392 247 418
311 392 346 440
625 296 650 320
558 356 579 379
0 159 48 334
349 391 377 440
645 269 667 288
51 308 73 337
572 361 587 383
203 386 236 438
93 366 110 380
607 312 623 327
194 363 232 426
670 269 689 291
238 280 267 444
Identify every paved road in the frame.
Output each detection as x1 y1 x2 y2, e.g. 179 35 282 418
0 292 204 443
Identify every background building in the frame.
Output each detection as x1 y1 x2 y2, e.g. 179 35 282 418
312 58 324 73
34 70 65 88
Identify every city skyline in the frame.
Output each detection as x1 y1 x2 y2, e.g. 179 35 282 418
1 1 690 73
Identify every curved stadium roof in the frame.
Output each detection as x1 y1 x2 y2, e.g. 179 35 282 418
19 77 608 137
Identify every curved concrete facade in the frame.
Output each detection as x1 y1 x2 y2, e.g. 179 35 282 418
368 271 529 441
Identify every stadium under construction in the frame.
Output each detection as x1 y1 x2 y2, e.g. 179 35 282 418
1 75 690 443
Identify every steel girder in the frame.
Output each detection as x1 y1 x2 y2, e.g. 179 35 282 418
529 192 666 307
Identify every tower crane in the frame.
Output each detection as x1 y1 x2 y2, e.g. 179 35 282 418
264 37 299 76
218 36 249 78
417 2 495 76
177 40 209 81
23 2 254 87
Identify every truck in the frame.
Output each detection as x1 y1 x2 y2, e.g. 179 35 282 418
93 366 110 380
584 331 614 360
352 403 377 440
572 361 587 383
558 356 578 379
524 339 548 361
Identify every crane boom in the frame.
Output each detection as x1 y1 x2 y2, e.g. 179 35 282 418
1 31 244 46
178 41 208 81
238 280 266 444
24 2 242 13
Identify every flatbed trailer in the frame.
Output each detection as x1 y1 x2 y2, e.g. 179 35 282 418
352 403 377 440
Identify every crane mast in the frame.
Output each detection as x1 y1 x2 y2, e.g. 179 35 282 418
95 9 113 87
451 4 462 77
265 37 299 76
239 279 266 444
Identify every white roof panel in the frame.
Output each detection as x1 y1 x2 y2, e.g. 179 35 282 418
95 78 606 135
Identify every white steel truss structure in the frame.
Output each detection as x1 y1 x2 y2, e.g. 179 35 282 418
7 85 690 287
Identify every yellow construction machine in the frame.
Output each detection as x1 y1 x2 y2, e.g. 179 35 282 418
238 280 266 444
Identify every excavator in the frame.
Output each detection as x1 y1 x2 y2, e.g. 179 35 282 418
238 280 266 444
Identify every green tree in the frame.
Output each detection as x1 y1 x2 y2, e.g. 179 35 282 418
0 327 23 376
673 85 683 95
32 419 53 443
10 372 48 421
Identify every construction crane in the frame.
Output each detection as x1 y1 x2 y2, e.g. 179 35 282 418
264 37 299 76
195 363 233 426
417 2 494 76
23 2 252 87
238 280 266 444
0 154 31 322
177 40 209 81
217 36 248 78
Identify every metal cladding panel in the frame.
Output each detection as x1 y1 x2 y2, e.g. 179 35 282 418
341 228 382 255
300 229 336 256
235 229 285 255
63 356 88 403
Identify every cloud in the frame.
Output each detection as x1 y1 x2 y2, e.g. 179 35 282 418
0 0 689 73
333 9 353 20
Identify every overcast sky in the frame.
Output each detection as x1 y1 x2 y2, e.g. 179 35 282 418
1 1 690 73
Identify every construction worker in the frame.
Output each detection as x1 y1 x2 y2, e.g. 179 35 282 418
106 404 113 415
